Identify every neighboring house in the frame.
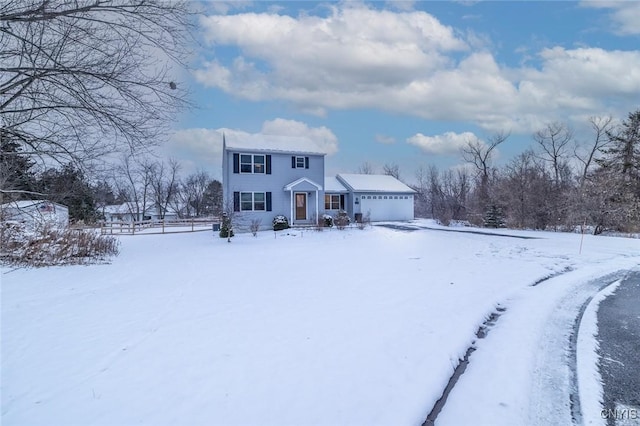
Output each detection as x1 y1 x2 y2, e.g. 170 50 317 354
222 134 416 229
0 200 69 228
101 202 178 223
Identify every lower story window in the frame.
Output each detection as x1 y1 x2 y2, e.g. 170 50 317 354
325 194 340 210
241 192 266 211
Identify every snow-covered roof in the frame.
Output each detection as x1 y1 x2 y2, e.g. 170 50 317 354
224 133 327 155
324 176 348 193
1 200 67 210
102 203 135 215
336 174 416 193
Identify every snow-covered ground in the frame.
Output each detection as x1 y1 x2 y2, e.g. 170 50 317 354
2 220 639 426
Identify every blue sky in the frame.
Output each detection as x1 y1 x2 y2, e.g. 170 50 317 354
165 1 640 183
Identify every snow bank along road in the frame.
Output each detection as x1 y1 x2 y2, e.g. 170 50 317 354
2 220 639 426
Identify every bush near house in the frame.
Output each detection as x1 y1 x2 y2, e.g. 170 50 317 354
334 210 350 230
219 213 234 239
322 214 334 228
273 215 289 231
356 211 371 230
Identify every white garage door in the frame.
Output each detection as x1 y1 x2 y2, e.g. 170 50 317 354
359 194 413 222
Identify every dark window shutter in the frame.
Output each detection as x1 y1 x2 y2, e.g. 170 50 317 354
233 192 240 212
266 155 272 174
266 192 272 211
233 153 239 174
305 157 309 169
291 156 296 168
340 194 345 210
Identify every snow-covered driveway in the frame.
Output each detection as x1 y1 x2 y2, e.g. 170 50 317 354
2 221 639 425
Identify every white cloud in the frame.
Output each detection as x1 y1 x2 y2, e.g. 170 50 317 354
197 4 468 102
206 1 253 15
167 119 339 175
195 4 640 133
385 1 416 12
375 134 396 144
517 47 640 113
407 131 480 155
581 1 640 35
260 118 339 155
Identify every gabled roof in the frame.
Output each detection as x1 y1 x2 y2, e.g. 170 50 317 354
336 174 416 193
324 176 348 193
224 133 327 156
284 177 323 191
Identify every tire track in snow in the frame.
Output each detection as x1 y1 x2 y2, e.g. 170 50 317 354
422 305 507 426
421 267 577 426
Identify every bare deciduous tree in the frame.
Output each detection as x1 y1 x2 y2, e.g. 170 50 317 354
176 170 212 218
533 122 573 185
1 0 193 169
574 116 613 184
113 155 154 221
413 165 430 218
150 158 180 220
383 163 400 180
461 131 509 223
357 162 376 174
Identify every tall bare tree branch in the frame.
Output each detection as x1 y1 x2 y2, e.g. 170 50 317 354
1 0 194 170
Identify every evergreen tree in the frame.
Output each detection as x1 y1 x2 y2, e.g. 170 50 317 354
35 164 98 223
589 109 640 232
483 204 506 228
0 130 38 202
219 213 234 240
203 180 223 216
598 110 640 180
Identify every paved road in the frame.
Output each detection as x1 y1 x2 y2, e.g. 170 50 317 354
597 271 640 425
374 223 538 239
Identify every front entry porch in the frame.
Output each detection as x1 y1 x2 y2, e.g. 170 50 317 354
284 177 323 226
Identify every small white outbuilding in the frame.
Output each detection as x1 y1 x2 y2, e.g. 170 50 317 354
0 200 69 228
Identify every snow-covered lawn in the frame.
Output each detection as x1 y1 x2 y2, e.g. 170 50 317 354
2 220 639 426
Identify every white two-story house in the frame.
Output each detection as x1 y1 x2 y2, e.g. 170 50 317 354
222 134 416 230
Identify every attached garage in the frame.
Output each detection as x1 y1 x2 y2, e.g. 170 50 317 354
358 193 414 222
335 174 416 222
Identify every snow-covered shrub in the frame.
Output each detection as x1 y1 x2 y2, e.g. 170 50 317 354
0 222 119 267
322 214 334 228
334 210 350 230
272 215 289 231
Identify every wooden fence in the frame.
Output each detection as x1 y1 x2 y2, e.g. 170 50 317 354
99 218 220 235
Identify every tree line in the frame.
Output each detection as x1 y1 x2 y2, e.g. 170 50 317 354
410 110 640 234
1 136 222 223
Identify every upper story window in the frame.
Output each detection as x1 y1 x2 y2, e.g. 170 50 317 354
240 154 265 174
292 155 309 169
